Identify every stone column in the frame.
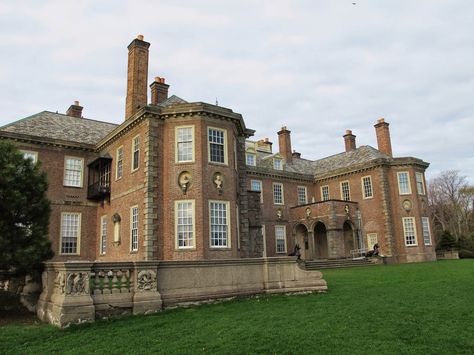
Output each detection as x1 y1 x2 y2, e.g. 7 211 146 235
327 229 344 259
132 261 162 315
307 230 316 260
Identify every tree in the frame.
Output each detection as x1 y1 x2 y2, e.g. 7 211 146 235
428 170 474 243
0 141 53 275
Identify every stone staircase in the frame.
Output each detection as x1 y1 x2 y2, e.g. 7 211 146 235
301 258 378 270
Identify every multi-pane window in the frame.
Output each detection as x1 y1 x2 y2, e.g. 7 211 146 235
177 127 194 162
116 147 123 179
64 157 83 187
416 173 425 195
61 213 81 254
210 201 229 247
176 201 194 248
208 128 226 164
422 217 431 245
403 217 417 246
130 206 139 251
397 172 411 195
297 186 307 205
362 176 373 199
246 152 256 166
273 158 283 170
251 179 263 203
275 225 286 253
21 150 38 164
100 216 107 255
132 136 140 171
367 233 378 250
340 181 351 201
273 183 284 204
321 185 330 201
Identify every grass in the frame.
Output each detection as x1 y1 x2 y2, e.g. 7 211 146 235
1 260 473 354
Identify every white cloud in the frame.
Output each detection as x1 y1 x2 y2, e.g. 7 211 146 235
0 0 473 183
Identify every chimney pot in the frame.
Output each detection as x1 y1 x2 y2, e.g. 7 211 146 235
137 34 144 41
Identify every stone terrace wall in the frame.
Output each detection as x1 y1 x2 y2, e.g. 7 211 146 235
37 258 327 327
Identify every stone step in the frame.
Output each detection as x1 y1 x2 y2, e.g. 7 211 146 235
302 258 376 270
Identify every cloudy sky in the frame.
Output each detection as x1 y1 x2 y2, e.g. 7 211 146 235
0 1 473 183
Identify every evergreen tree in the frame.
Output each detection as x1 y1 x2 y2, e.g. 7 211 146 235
0 141 53 275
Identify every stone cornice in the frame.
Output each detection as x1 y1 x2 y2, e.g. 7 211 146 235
246 166 314 182
96 103 255 152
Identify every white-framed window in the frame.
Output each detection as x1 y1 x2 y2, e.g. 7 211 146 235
176 126 194 163
209 201 230 248
362 176 373 199
397 172 411 195
367 233 378 250
246 152 256 166
208 127 227 164
275 225 287 253
20 150 38 164
130 206 139 252
297 186 308 205
251 179 263 203
116 146 123 180
321 185 330 201
402 217 417 246
100 215 107 255
60 212 81 255
63 156 84 187
422 217 432 246
273 158 283 170
175 200 195 249
273 183 284 204
416 172 425 195
340 181 351 201
132 135 140 171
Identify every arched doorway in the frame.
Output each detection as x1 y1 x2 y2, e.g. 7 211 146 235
314 222 328 259
294 224 309 260
343 221 355 258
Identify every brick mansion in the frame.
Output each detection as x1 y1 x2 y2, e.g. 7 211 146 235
0 35 436 266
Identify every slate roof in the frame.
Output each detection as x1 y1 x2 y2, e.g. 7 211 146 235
252 145 391 178
0 111 118 146
156 95 188 107
0 96 190 146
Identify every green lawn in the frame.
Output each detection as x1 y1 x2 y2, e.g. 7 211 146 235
1 260 474 354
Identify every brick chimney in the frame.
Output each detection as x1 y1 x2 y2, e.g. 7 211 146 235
150 76 169 105
125 35 150 120
277 126 292 162
256 138 273 153
66 101 83 118
343 130 356 152
374 118 393 157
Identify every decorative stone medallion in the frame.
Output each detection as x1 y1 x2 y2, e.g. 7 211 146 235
402 199 412 212
277 208 283 220
305 207 312 218
344 204 350 215
213 172 223 194
137 270 157 292
178 171 192 194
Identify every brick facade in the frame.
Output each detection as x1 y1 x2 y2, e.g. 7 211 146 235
0 36 436 264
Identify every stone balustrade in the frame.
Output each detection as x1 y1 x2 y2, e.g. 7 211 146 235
37 258 327 327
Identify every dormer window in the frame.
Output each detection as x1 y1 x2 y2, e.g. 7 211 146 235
273 158 283 170
246 152 256 166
